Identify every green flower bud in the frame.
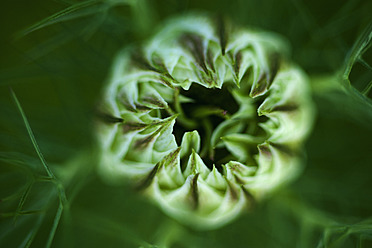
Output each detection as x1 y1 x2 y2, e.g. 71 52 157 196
97 13 314 229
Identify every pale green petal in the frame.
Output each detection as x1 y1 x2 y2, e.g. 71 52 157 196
180 131 201 158
183 150 210 179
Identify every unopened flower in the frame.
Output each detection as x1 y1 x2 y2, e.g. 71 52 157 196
97 14 314 229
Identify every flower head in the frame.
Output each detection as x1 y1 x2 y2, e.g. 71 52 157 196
97 13 314 229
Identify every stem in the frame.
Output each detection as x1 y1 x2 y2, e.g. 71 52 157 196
173 87 198 129
200 118 213 158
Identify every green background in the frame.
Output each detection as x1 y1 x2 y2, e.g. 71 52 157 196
1 0 372 247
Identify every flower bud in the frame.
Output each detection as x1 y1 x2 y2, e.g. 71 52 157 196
97 13 314 229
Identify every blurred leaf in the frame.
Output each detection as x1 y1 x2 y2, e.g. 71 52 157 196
18 0 106 37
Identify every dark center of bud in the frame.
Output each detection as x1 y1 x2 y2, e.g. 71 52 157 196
162 81 269 170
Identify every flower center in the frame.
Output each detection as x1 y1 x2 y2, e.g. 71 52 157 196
161 81 269 170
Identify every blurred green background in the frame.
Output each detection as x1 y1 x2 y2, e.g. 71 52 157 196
1 0 372 247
